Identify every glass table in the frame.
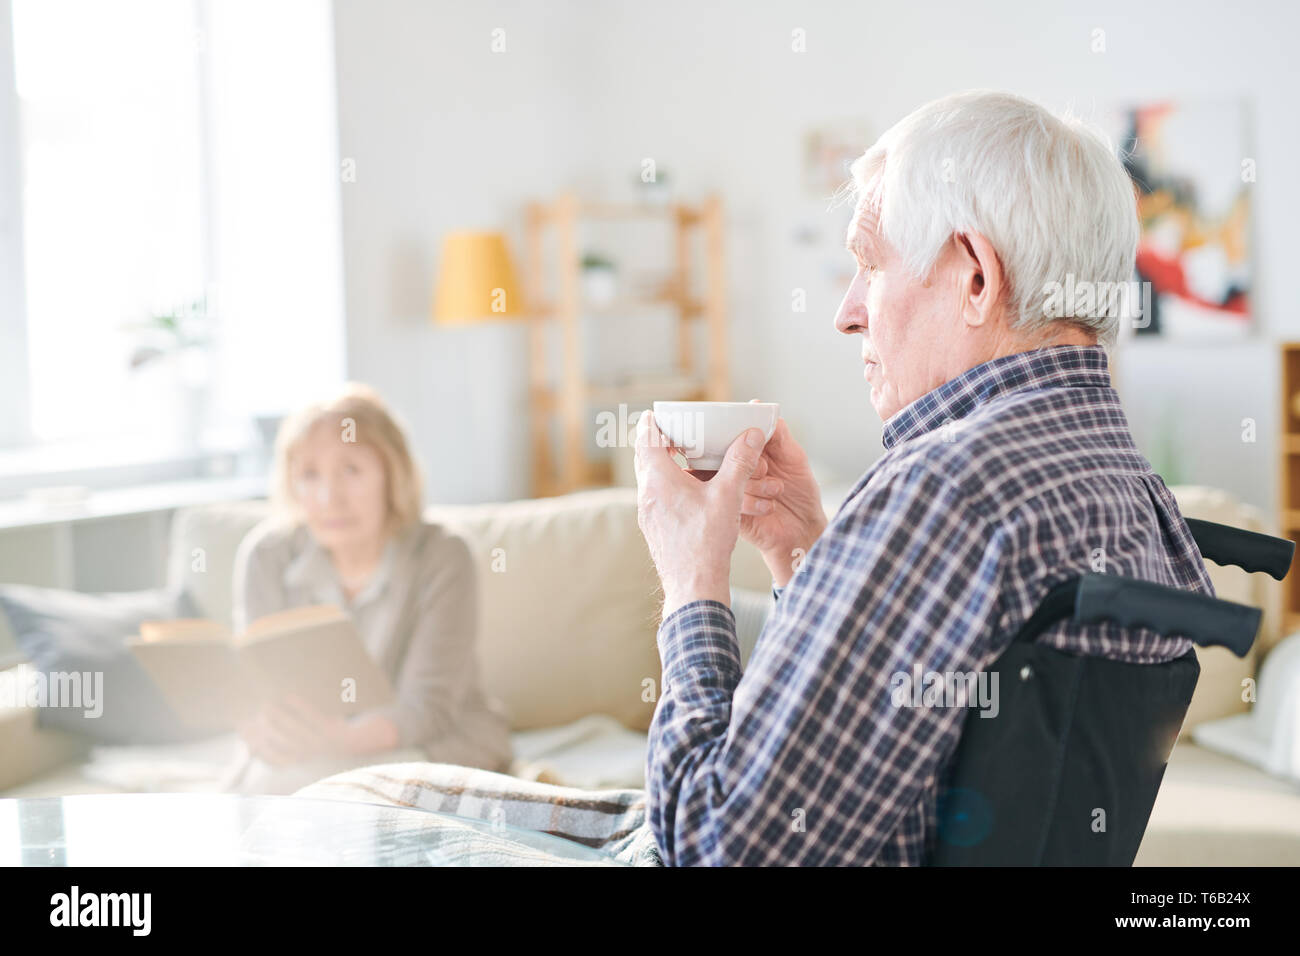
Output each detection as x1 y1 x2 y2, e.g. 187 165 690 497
0 793 627 866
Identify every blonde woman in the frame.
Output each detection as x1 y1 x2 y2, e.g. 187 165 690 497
224 383 511 794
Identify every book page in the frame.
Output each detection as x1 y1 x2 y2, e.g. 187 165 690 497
127 638 264 732
239 604 347 644
129 606 392 733
236 616 395 716
138 618 231 643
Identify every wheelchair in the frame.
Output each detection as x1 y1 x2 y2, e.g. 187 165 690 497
931 519 1295 866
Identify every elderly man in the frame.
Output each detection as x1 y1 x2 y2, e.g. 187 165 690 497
633 89 1214 866
297 90 1213 868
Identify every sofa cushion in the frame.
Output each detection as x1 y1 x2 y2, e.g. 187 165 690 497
0 584 201 744
510 714 648 789
1136 741 1300 865
0 664 92 792
166 500 270 628
1168 486 1275 734
426 488 661 732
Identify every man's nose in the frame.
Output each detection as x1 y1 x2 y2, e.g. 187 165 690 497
834 282 867 336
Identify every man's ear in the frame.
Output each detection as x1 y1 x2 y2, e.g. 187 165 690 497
955 231 1005 329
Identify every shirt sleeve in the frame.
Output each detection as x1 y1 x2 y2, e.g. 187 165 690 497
231 520 289 634
647 461 1006 866
366 531 512 770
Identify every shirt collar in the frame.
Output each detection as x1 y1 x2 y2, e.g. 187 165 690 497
283 524 403 610
881 344 1113 450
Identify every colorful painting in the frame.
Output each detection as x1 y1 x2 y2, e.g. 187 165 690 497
1115 101 1252 339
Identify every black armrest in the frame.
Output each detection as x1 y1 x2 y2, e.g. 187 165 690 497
1014 573 1262 658
1185 518 1294 581
1074 574 1260 658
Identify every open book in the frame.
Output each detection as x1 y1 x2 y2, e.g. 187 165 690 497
128 605 395 735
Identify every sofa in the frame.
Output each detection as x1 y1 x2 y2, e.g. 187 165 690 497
2 482 1298 865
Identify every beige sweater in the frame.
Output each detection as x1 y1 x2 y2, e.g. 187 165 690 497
231 518 512 772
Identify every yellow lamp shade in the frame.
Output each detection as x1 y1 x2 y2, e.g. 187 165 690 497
433 231 524 325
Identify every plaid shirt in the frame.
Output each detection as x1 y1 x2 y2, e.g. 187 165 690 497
646 344 1214 866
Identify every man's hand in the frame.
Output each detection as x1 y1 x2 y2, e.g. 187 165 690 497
634 410 768 620
236 695 353 766
736 414 828 587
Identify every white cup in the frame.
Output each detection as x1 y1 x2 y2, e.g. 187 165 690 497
651 401 780 471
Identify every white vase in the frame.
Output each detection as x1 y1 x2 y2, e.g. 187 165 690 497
583 268 618 307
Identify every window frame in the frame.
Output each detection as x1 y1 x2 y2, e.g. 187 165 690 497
0 0 248 491
0 0 31 449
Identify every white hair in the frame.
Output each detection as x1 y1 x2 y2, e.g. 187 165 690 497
848 90 1139 347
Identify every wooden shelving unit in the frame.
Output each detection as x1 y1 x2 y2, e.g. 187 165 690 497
1279 343 1300 632
523 193 729 497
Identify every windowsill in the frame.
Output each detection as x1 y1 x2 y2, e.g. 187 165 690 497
0 473 268 532
0 429 270 501
0 433 243 477
0 431 271 530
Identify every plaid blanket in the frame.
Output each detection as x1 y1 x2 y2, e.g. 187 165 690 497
293 761 663 866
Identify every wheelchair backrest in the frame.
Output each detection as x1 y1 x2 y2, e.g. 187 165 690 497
930 520 1293 866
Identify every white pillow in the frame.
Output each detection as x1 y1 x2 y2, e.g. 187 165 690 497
1193 632 1300 782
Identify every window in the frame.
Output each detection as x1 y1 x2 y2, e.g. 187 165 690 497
0 0 346 489
13 0 208 447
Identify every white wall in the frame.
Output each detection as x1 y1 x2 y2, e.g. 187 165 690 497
205 0 348 425
332 0 594 504
333 0 1299 514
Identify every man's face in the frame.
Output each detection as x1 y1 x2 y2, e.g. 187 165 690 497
834 197 962 421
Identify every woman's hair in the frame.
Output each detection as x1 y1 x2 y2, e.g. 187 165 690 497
845 90 1139 347
269 382 424 534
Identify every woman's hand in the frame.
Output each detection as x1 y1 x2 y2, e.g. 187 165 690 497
737 414 828 587
236 695 353 765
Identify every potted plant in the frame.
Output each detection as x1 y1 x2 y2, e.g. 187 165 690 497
581 252 618 307
125 293 214 450
638 167 671 206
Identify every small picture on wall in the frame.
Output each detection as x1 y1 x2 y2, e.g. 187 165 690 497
803 120 872 201
1112 100 1253 339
